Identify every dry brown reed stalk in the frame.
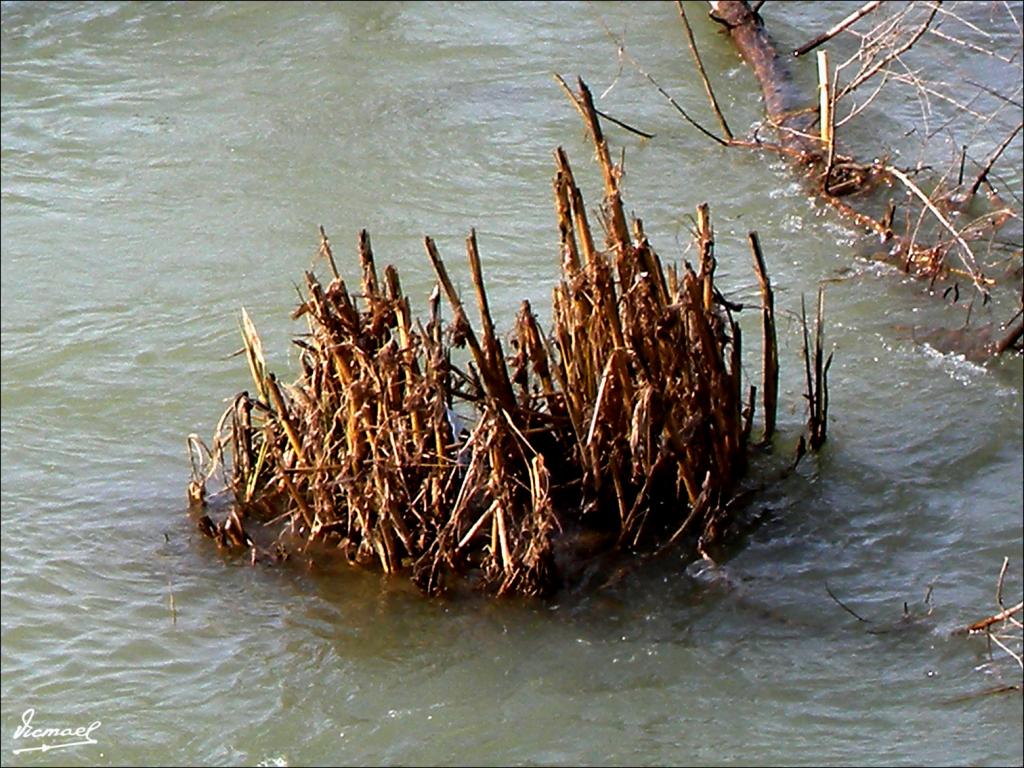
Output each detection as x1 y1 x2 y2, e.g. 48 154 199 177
748 232 778 443
801 287 832 452
187 78 815 597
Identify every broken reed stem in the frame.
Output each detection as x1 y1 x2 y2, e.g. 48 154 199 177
424 236 514 412
817 50 832 149
265 372 306 466
800 288 832 451
557 74 631 252
821 51 840 191
358 229 379 298
815 289 831 450
466 228 515 408
697 203 715 312
748 232 778 442
240 308 268 403
318 225 340 280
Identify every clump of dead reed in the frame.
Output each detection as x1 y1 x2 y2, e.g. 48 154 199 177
187 78 817 597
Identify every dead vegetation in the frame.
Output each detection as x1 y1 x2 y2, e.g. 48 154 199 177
952 556 1024 697
613 1 1023 358
186 78 827 597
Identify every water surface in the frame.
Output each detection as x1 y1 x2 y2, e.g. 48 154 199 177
2 2 1022 765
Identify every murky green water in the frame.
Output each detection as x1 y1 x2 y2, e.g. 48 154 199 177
2 2 1022 765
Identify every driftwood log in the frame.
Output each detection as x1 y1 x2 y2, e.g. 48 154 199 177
701 1 1022 358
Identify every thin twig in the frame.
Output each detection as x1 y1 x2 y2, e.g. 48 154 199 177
676 0 733 140
837 1 941 101
825 581 872 623
793 1 883 57
990 631 1024 670
593 107 656 139
968 120 1023 199
929 27 1016 64
597 20 729 147
884 164 988 292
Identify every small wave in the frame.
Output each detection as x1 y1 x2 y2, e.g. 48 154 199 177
921 343 989 384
